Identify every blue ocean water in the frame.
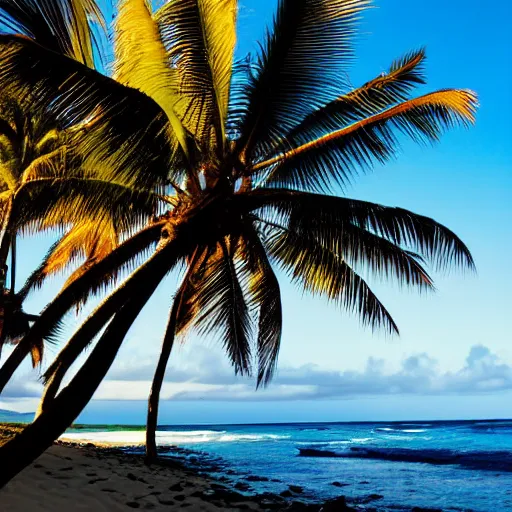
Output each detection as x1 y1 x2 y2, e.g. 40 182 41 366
65 420 512 511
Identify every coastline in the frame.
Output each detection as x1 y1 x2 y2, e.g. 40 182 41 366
0 425 367 512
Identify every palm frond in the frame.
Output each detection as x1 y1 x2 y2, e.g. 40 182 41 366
0 0 106 68
114 0 188 154
267 227 399 334
14 175 162 235
156 0 237 151
234 0 370 161
17 220 166 351
282 49 427 147
239 222 282 387
0 35 174 189
189 239 252 376
242 189 475 272
18 218 118 298
255 89 477 192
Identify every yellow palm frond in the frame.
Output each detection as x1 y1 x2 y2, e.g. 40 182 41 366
198 0 237 142
25 217 118 293
156 0 237 150
114 0 187 154
255 89 478 172
69 0 106 68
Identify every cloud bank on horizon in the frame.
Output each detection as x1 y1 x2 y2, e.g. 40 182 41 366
3 344 512 404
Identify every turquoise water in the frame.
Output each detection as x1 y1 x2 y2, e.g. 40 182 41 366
65 420 512 511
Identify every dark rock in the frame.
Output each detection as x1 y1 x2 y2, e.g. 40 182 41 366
126 502 140 509
359 480 370 484
180 504 191 508
320 496 356 512
34 464 44 469
331 481 349 487
169 482 184 492
174 494 186 502
246 475 269 482
280 490 293 498
289 485 304 494
210 483 228 490
234 482 251 491
59 466 73 472
88 477 108 484
127 473 138 481
271 478 282 482
287 501 319 511
259 501 284 511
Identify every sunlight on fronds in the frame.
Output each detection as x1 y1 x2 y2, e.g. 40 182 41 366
114 0 187 153
156 0 237 151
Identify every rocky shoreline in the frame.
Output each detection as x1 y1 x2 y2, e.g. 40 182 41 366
0 425 442 511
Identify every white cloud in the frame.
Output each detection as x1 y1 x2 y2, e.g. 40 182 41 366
3 345 512 404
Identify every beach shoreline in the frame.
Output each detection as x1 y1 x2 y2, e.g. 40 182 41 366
0 424 366 511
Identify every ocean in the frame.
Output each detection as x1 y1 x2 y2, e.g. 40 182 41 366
63 420 512 511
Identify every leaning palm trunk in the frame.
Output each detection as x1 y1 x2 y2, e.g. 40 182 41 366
0 298 144 488
0 242 176 487
0 221 164 395
145 295 180 462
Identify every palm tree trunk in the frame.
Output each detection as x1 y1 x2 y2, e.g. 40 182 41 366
0 239 181 487
0 222 165 395
37 250 163 416
0 198 13 272
0 198 14 352
0 298 144 488
10 234 15 294
145 296 180 463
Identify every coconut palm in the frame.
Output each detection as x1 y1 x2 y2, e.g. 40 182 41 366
0 100 70 379
0 0 477 483
0 0 178 393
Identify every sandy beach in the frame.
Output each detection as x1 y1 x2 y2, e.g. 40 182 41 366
0 425 360 512
1 442 270 511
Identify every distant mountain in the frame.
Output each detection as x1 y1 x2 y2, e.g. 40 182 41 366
0 409 34 423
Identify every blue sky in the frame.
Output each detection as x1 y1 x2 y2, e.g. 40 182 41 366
1 0 511 424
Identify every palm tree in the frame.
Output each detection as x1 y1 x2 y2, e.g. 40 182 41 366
0 0 173 392
0 99 69 379
0 0 477 484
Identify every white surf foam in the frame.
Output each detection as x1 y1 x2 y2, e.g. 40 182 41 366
61 430 289 446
